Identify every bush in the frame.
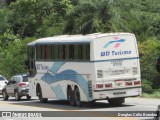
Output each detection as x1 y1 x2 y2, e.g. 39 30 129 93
138 39 160 89
0 37 35 79
142 79 153 93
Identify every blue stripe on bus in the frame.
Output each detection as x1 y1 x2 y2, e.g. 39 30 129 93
51 84 66 99
41 66 92 101
49 62 65 74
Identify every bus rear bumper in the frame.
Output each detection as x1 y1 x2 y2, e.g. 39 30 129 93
92 86 142 100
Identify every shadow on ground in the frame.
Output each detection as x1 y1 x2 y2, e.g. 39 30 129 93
1 97 134 111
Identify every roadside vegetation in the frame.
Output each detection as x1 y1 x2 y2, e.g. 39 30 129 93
0 0 160 96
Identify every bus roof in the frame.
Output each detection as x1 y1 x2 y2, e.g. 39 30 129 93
28 32 134 46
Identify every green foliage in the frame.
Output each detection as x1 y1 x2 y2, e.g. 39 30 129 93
0 37 35 79
8 0 72 37
0 30 18 47
138 39 160 89
141 91 160 98
0 8 10 34
142 79 153 93
64 0 111 34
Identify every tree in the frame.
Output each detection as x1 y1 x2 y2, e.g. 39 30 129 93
0 8 10 34
109 0 160 41
8 0 72 38
138 39 160 89
0 37 35 78
64 0 111 34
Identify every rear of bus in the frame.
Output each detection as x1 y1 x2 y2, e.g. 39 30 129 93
92 33 141 104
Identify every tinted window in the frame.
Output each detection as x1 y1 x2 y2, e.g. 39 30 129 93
23 76 28 82
0 76 5 81
35 43 90 61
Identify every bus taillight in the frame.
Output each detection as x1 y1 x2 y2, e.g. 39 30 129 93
105 83 112 88
96 84 103 88
134 81 141 85
125 81 133 86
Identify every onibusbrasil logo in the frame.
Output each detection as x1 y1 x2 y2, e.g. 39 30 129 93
103 37 126 48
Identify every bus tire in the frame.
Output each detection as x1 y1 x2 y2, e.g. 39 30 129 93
67 86 72 99
37 85 48 103
69 88 75 106
74 87 82 107
108 98 125 106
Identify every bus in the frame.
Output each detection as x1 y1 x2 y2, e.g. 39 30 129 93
26 33 141 107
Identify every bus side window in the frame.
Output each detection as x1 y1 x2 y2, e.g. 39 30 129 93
86 44 90 60
27 46 36 76
58 45 64 60
82 44 90 61
47 45 52 60
65 44 70 60
36 45 42 60
52 44 59 60
69 45 74 60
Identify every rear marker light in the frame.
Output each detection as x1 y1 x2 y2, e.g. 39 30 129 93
125 81 133 86
105 83 112 88
96 84 103 88
134 81 141 85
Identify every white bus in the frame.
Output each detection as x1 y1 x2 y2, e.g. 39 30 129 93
26 33 141 107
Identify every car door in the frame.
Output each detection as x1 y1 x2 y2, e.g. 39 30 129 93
10 77 18 95
6 77 16 95
6 78 14 95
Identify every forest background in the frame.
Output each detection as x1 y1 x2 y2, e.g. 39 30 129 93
0 0 160 96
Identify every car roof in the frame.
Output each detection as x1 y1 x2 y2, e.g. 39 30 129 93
0 75 6 79
13 74 27 77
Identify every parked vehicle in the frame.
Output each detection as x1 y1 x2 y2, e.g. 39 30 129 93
2 74 31 101
0 75 8 95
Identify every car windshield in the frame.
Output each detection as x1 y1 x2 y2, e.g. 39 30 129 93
0 76 5 81
22 76 28 82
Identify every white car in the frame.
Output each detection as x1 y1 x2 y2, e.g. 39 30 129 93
0 75 8 95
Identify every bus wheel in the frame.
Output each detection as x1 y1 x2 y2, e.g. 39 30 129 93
108 98 125 106
38 86 48 103
69 88 75 106
74 87 82 107
67 86 72 99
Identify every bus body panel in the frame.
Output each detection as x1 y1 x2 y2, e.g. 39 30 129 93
91 33 141 100
29 62 95 102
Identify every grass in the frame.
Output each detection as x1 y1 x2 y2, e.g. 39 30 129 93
141 91 160 98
